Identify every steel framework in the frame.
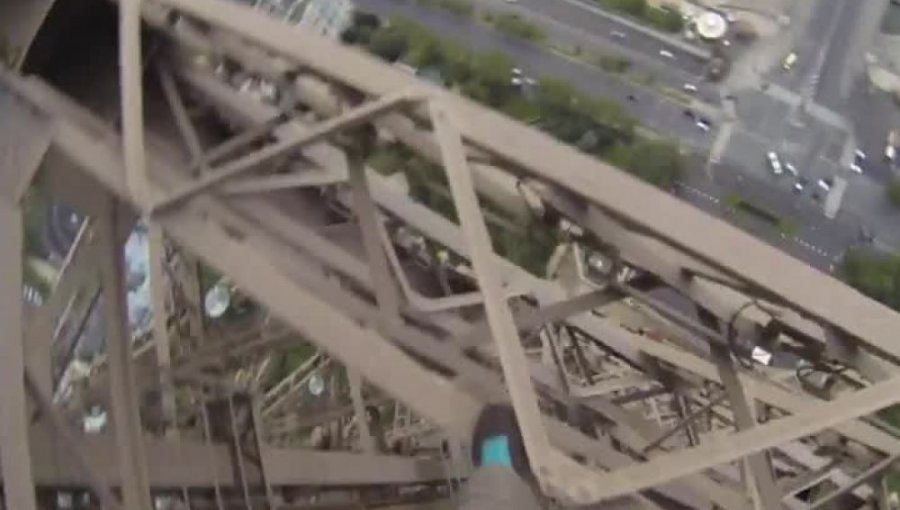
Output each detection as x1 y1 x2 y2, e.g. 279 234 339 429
2 0 900 508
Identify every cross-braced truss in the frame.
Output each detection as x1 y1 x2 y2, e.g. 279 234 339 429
2 0 900 509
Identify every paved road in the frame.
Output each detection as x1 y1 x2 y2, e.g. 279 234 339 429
471 0 710 74
677 161 863 273
355 0 717 149
847 84 897 186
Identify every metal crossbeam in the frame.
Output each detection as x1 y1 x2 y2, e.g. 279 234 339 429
8 0 900 505
577 374 900 502
0 197 38 510
152 90 415 212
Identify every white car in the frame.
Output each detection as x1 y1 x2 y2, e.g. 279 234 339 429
512 67 523 76
695 120 710 132
767 151 782 175
511 76 523 86
784 162 798 176
855 149 867 161
683 83 698 93
850 162 863 174
659 49 675 59
886 144 896 162
783 52 797 71
611 30 626 39
817 178 832 192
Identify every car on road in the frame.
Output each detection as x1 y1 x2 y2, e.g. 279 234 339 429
695 119 710 132
854 149 866 161
511 76 523 86
611 30 626 39
767 151 782 175
793 176 808 193
659 49 675 59
683 109 695 119
782 52 797 71
817 178 832 192
512 67 523 76
784 162 798 177
849 162 863 174
683 83 698 93
886 144 896 162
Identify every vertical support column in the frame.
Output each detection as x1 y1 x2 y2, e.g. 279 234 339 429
671 392 699 447
348 370 375 452
429 101 553 482
346 142 401 325
0 198 38 510
119 0 150 207
97 197 153 510
148 224 178 434
710 343 782 510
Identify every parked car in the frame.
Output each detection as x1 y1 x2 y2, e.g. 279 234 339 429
784 162 798 177
767 151 782 175
782 52 797 71
659 49 675 59
683 83 698 93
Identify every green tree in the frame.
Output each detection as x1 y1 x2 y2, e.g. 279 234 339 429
533 78 634 152
342 12 382 45
888 179 900 208
491 13 546 42
434 0 474 17
463 52 515 107
619 139 684 189
646 6 683 32
841 249 900 311
368 26 409 62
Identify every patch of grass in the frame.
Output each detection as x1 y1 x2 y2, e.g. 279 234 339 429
636 72 657 87
888 178 900 208
489 13 546 42
726 194 800 238
418 0 474 17
778 218 799 238
595 54 631 73
723 193 741 210
595 0 684 33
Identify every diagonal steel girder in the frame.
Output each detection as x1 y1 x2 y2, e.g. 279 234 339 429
152 89 416 212
7 22 900 502
572 373 900 502
4 71 746 509
430 100 554 485
153 0 900 370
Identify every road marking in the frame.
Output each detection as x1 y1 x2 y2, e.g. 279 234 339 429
677 183 719 204
791 236 830 258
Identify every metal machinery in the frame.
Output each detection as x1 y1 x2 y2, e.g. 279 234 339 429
3 0 900 508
